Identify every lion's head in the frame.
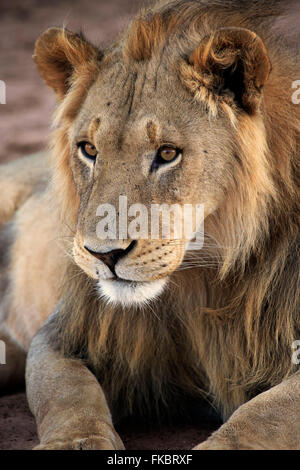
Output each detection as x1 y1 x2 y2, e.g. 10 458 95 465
34 9 277 307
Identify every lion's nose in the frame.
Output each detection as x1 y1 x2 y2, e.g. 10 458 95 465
84 241 136 275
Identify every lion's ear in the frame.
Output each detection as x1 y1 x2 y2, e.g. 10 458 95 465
187 27 271 114
33 27 101 100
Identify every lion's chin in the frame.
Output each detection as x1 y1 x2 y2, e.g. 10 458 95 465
98 278 167 307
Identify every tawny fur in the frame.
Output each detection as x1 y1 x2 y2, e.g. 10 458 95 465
1 0 300 422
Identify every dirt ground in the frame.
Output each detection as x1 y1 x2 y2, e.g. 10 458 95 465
0 0 300 451
0 392 219 450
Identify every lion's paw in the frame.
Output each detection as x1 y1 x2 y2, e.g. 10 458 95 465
34 432 125 450
193 439 233 450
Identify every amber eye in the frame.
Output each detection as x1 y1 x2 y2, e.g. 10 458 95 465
159 147 178 162
77 141 98 161
151 146 181 171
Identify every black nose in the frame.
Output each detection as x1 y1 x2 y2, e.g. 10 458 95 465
85 241 136 275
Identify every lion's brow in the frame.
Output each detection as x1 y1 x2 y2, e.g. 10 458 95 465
88 117 101 142
146 121 158 145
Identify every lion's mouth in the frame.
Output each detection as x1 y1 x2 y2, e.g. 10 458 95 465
98 277 167 307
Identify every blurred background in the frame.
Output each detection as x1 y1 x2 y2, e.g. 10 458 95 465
0 0 299 450
0 0 152 164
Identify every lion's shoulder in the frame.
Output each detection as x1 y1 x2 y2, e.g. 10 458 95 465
0 152 50 226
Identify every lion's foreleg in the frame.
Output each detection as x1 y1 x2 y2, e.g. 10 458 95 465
26 319 124 450
194 373 300 450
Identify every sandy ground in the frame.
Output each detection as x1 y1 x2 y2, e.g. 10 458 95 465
0 392 218 450
0 0 299 451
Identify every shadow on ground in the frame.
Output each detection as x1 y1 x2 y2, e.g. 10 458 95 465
0 391 218 450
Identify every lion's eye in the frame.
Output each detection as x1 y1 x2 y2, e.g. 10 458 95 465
152 146 182 171
77 141 98 161
158 146 179 162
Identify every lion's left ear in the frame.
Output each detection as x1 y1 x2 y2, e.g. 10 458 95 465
187 27 271 114
33 27 101 100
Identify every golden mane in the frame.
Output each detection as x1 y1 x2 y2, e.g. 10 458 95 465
48 1 300 419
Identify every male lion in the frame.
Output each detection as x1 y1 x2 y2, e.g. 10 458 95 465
0 0 300 450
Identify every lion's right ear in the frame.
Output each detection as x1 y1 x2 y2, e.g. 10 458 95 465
33 28 101 100
184 27 270 114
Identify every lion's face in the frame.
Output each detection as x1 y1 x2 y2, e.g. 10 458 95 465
70 56 236 306
34 19 270 306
